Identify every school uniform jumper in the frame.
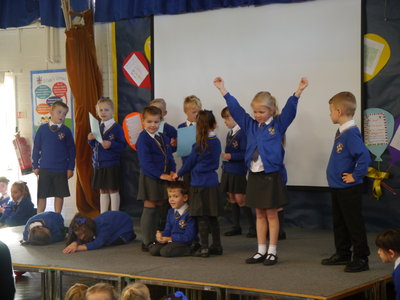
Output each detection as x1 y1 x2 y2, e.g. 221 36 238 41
177 136 222 216
23 212 65 243
85 211 135 250
223 93 298 208
0 196 35 226
149 206 198 257
163 122 177 152
326 126 371 260
221 127 247 194
394 262 400 300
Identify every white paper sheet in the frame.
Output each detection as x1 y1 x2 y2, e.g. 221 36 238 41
89 113 103 143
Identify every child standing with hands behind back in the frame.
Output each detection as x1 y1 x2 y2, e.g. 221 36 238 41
321 92 371 272
214 76 308 265
88 97 125 213
174 110 222 257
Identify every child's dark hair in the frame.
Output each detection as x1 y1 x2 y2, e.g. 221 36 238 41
0 176 10 185
52 100 69 112
11 181 30 197
167 181 189 196
28 226 52 245
66 213 96 245
143 106 162 120
375 228 400 253
196 110 216 154
221 107 230 118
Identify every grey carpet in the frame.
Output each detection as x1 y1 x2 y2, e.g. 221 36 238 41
0 225 392 298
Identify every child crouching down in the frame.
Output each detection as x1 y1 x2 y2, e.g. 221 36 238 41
63 211 135 253
148 181 198 257
21 212 65 245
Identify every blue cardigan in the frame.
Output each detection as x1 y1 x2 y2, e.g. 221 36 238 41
163 207 197 245
88 122 126 169
326 126 370 189
222 129 247 176
224 93 298 183
23 212 65 243
163 122 177 152
0 196 35 226
394 263 400 300
32 123 76 172
136 130 176 180
178 137 221 187
86 211 135 250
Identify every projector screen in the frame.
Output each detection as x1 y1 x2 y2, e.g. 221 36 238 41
154 0 362 187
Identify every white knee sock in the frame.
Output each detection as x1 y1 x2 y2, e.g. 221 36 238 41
110 192 120 211
100 193 110 213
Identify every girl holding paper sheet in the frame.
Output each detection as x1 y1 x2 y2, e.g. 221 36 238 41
88 98 125 213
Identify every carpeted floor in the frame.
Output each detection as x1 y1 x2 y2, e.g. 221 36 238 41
1 224 393 299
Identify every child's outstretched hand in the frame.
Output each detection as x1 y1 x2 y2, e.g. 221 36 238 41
160 174 172 181
170 138 177 148
342 173 355 184
221 153 231 161
213 77 228 96
294 77 309 98
63 241 78 254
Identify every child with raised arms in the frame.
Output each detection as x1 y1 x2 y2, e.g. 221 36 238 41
177 95 202 185
321 91 371 272
214 76 308 265
136 106 176 251
0 181 35 227
150 98 178 150
148 181 198 257
21 211 65 245
88 97 125 213
32 101 76 213
220 106 256 238
376 228 400 300
63 211 135 253
173 110 222 257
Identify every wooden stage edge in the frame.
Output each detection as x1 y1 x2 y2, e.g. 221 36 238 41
13 263 392 300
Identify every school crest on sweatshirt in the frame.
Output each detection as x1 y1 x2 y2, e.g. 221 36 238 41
336 142 344 154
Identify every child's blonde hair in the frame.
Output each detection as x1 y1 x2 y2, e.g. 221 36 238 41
328 92 356 117
11 181 30 197
65 283 88 300
86 282 117 300
150 98 167 110
251 92 280 117
28 226 52 245
183 95 202 110
96 97 115 111
121 282 151 300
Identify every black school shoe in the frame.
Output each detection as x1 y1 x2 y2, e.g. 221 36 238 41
141 243 150 252
344 258 369 272
209 244 223 255
245 252 267 264
194 248 210 258
321 253 351 265
263 253 278 266
224 227 242 236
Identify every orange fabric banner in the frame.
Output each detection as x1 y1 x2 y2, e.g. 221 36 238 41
65 10 102 217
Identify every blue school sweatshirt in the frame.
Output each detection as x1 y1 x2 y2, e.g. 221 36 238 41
163 207 197 245
136 130 176 180
32 123 76 172
86 211 135 250
326 126 370 189
178 136 221 187
222 128 247 176
0 196 35 226
224 93 298 183
23 212 65 243
88 122 126 169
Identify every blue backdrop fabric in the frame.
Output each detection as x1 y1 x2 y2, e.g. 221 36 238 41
0 0 301 28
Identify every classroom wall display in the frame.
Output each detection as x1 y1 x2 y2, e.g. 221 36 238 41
154 0 362 187
363 33 391 82
31 69 73 136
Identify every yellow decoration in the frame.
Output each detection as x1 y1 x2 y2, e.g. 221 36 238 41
366 167 389 199
364 33 390 82
144 36 151 63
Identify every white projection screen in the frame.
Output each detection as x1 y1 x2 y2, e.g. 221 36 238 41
154 0 362 187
